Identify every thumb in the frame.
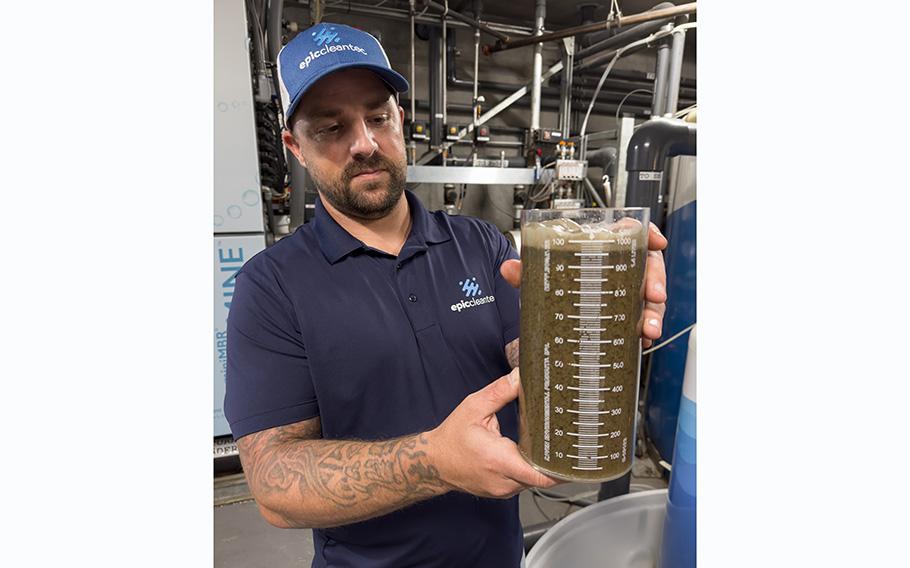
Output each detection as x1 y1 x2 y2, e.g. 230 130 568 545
471 368 521 416
499 259 522 289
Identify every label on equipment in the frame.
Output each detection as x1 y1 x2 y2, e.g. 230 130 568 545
639 171 663 181
214 437 239 458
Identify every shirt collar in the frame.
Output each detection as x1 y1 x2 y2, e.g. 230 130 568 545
312 189 451 264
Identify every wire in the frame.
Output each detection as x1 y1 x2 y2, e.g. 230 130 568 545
674 103 697 119
578 27 675 139
531 488 598 504
246 0 269 71
615 88 653 128
608 0 622 21
642 322 696 355
530 491 553 521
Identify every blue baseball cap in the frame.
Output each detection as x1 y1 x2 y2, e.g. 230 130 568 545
277 23 410 124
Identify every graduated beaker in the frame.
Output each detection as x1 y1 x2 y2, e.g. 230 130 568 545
518 208 650 482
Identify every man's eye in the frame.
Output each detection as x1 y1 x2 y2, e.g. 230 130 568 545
371 114 390 125
318 124 341 136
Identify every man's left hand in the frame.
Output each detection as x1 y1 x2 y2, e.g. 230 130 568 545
500 222 669 349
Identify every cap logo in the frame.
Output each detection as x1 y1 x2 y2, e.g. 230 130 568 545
312 26 341 47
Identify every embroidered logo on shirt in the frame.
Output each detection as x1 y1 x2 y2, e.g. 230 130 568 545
459 277 482 297
451 277 495 313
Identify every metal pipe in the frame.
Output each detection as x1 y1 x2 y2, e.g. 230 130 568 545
417 60 565 165
442 1 448 128
448 29 682 105
472 0 482 128
530 0 546 131
266 0 284 62
624 117 696 227
558 36 574 136
410 0 416 122
429 27 443 149
574 67 697 90
574 2 675 60
664 21 688 116
485 2 696 54
473 31 480 103
652 24 672 117
425 0 510 42
400 94 652 118
583 177 608 208
287 1 534 37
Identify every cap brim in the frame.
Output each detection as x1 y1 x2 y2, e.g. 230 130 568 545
286 64 410 122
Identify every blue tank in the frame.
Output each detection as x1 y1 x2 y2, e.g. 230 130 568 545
659 327 696 568
645 157 696 462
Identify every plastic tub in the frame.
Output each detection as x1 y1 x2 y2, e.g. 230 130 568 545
526 489 668 568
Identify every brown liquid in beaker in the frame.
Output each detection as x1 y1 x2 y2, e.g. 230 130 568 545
518 221 647 481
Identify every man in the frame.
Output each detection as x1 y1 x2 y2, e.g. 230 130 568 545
225 22 668 568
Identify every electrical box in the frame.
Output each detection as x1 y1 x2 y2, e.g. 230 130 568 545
215 0 264 234
409 121 428 141
535 128 564 144
556 159 588 181
214 234 267 437
445 124 462 141
474 125 490 143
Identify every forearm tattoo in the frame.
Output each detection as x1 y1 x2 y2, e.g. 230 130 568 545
237 420 447 526
506 338 520 369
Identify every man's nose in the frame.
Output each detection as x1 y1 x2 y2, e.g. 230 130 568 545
349 119 378 159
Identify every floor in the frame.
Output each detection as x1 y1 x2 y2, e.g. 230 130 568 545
214 456 667 567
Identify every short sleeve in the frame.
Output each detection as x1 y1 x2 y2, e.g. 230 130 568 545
478 222 521 345
224 257 319 439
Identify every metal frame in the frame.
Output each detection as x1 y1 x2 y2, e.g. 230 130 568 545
416 60 565 165
486 2 696 53
613 115 636 207
406 165 550 185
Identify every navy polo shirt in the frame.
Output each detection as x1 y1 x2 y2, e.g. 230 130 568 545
225 190 522 568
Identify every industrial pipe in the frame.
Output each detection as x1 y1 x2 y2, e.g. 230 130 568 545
624 117 696 228
400 95 651 118
558 37 574 136
266 0 284 63
410 0 416 122
472 0 482 111
664 19 689 116
530 0 546 131
485 2 696 54
651 24 672 117
424 0 510 42
445 30 679 114
429 27 443 148
585 145 617 169
442 1 448 128
286 1 534 37
574 2 675 60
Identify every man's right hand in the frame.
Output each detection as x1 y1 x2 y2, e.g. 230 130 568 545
426 368 561 499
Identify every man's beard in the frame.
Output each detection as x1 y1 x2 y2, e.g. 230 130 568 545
310 153 407 220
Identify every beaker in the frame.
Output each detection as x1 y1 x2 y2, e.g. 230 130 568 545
517 208 650 482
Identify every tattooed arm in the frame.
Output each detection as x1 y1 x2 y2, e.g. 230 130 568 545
237 417 448 529
238 370 558 529
505 338 519 369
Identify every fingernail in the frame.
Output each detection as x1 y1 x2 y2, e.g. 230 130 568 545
653 282 664 293
509 369 520 385
648 319 660 329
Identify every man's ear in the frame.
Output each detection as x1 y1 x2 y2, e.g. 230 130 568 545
282 129 307 168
